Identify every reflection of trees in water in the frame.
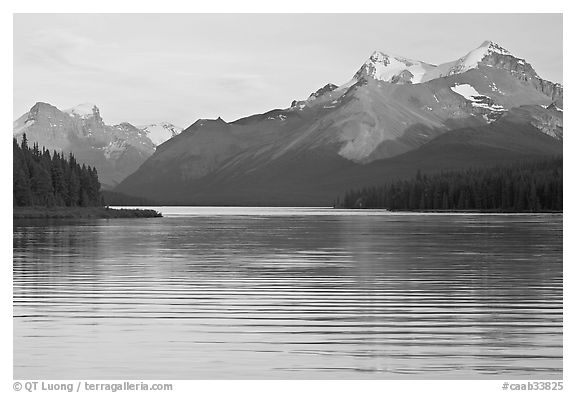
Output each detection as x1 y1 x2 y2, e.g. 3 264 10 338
14 221 104 281
14 221 107 309
12 214 562 377
13 215 562 295
152 216 352 279
336 214 562 368
337 214 562 293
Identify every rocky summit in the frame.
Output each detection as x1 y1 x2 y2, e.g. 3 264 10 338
113 40 562 206
13 103 181 188
16 40 562 204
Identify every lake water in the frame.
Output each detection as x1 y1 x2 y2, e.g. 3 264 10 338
13 208 563 379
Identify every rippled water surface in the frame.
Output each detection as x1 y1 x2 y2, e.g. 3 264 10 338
13 208 563 379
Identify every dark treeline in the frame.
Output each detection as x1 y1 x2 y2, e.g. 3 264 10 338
13 134 103 207
339 158 562 212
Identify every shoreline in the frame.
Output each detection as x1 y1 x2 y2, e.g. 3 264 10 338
13 206 162 219
385 209 562 214
334 207 562 214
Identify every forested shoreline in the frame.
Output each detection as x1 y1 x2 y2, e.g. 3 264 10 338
13 134 161 218
14 133 562 214
338 158 562 212
13 135 102 207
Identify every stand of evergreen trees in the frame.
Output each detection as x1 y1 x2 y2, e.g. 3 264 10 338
13 134 103 207
339 158 562 212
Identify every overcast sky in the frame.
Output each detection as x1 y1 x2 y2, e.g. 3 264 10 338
13 13 563 127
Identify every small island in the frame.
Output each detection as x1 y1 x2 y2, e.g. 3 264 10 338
13 135 162 220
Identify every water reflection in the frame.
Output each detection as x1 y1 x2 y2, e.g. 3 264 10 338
14 210 562 379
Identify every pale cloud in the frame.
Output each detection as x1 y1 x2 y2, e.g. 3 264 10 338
13 14 562 127
16 28 115 72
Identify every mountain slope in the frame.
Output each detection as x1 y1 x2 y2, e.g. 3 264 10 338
13 103 173 187
124 109 562 206
115 40 563 205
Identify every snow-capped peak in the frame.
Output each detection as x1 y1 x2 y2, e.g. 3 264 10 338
138 122 183 147
423 40 513 81
479 40 511 55
353 41 519 85
448 40 511 72
354 51 436 84
368 51 391 63
64 103 99 119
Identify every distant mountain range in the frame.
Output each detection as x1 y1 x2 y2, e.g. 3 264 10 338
13 103 182 188
113 40 562 206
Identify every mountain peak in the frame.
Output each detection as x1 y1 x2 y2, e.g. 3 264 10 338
27 102 60 116
421 40 519 81
478 40 510 55
138 122 183 146
31 101 57 110
64 103 100 119
354 51 435 84
191 117 228 128
456 40 513 68
368 50 391 63
309 83 339 100
353 41 519 85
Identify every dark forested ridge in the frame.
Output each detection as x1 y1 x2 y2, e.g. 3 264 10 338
339 158 562 212
13 134 102 207
13 134 162 218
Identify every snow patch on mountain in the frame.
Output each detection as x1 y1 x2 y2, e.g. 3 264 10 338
352 41 521 85
450 83 507 124
353 41 516 85
64 103 98 119
450 84 482 100
138 122 183 146
450 83 506 114
488 82 504 95
355 51 436 84
423 41 512 81
103 138 127 159
267 114 287 121
447 41 510 74
548 103 563 113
